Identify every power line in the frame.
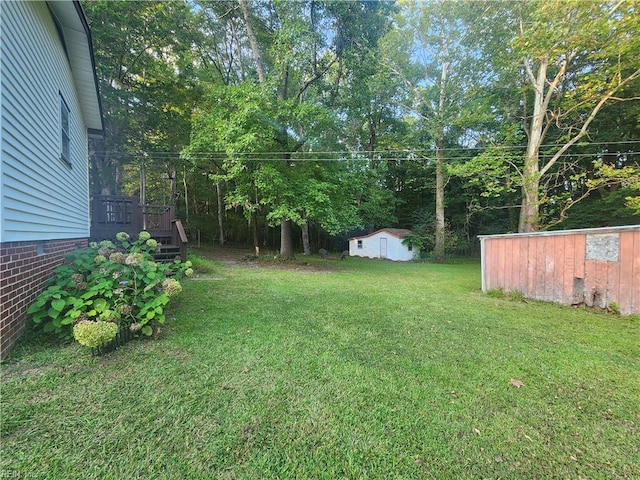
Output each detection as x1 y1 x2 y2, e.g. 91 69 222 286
93 150 640 164
90 139 640 159
90 140 640 162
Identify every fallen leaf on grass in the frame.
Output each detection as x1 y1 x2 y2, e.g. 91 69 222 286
473 428 481 436
515 427 533 441
509 378 525 388
242 367 250 374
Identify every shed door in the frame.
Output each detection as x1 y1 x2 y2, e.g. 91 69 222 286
380 237 388 258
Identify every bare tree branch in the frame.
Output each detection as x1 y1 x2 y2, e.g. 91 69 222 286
540 67 640 177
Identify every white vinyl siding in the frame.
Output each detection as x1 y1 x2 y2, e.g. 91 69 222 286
1 1 90 242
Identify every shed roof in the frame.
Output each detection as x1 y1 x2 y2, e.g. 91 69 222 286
47 1 104 137
350 228 412 241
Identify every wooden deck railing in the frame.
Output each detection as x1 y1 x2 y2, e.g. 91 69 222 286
141 204 175 233
91 196 141 239
91 196 187 260
172 220 188 262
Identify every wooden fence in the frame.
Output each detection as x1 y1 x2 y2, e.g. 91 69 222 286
479 225 640 315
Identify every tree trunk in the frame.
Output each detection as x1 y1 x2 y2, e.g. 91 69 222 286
252 210 259 254
301 213 311 255
433 60 448 260
169 165 177 205
434 139 446 260
519 57 547 233
90 139 116 196
115 162 123 195
140 160 147 229
366 111 377 160
238 0 266 83
182 166 189 223
216 179 225 246
519 173 540 233
277 65 289 101
280 218 294 259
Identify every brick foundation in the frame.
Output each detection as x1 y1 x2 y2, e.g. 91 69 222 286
0 238 88 360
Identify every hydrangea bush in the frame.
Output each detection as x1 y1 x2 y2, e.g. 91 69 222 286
73 320 119 348
28 231 192 347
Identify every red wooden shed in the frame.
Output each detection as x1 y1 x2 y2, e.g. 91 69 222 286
479 225 640 315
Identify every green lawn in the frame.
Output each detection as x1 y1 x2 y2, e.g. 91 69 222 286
1 251 639 479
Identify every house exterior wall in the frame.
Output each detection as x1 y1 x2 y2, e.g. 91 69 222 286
480 225 640 315
0 238 87 359
1 1 90 243
0 2 100 359
349 230 417 261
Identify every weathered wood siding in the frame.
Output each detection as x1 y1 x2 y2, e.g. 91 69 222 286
480 226 640 315
1 1 89 242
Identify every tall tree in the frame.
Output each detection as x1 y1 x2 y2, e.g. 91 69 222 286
384 0 489 258
84 1 202 203
184 82 364 255
186 0 394 257
497 0 640 231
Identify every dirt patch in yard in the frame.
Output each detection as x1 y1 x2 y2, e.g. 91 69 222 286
192 245 344 272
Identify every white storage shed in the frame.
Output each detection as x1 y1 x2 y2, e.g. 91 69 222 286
348 228 417 261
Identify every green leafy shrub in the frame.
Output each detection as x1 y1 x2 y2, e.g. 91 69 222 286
27 231 192 344
73 320 119 348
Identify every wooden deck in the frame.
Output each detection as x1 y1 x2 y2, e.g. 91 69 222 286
90 195 188 261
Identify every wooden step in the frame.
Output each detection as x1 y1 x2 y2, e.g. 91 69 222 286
153 244 182 263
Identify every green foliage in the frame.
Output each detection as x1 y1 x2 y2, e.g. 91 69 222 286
184 82 369 237
450 145 521 200
625 196 640 214
27 232 192 345
554 187 640 230
84 0 203 198
72 321 119 348
404 209 458 261
83 0 640 248
486 288 525 302
608 302 620 316
590 160 640 215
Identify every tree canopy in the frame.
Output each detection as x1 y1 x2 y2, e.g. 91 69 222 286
85 0 640 258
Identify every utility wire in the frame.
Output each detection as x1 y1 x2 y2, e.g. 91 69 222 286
93 151 640 164
94 140 640 161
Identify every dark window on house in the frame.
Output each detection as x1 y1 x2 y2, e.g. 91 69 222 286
408 243 413 251
60 94 70 166
357 240 363 249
